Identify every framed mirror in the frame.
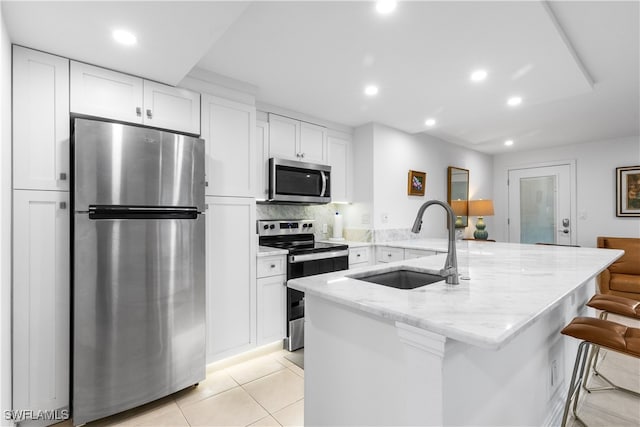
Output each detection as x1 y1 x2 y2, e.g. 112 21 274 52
447 166 469 228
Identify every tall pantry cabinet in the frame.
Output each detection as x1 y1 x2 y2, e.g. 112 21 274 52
201 94 257 362
12 46 71 420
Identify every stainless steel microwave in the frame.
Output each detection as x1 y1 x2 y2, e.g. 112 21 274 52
269 158 331 204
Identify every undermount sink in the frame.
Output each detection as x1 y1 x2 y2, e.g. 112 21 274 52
350 268 446 290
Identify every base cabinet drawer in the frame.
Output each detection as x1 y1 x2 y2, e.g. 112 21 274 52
376 246 404 264
257 255 286 278
348 247 370 268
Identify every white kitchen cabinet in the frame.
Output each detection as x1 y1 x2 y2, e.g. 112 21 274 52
327 133 352 203
255 120 270 200
256 255 287 346
13 46 70 192
205 196 256 362
348 246 371 269
143 80 201 134
375 246 404 264
13 190 70 419
404 248 438 260
70 61 200 134
268 113 326 163
299 121 327 163
201 95 256 197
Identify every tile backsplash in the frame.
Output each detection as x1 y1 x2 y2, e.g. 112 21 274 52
256 203 431 243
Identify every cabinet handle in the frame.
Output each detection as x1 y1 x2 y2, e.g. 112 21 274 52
270 264 276 268
59 202 67 209
59 173 67 181
357 254 361 257
136 107 142 117
146 109 153 119
300 152 305 158
387 253 392 257
205 181 209 187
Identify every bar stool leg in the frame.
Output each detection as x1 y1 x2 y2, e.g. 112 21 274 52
562 341 591 427
582 312 640 398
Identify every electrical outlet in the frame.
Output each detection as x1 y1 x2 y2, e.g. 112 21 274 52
322 223 328 233
381 213 389 223
362 214 370 225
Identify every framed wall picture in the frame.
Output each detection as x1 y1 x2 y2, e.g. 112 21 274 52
407 170 426 196
616 165 640 217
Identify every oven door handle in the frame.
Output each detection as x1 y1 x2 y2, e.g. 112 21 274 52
320 171 327 197
289 249 349 264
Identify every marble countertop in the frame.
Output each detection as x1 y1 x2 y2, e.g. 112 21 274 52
257 246 288 257
318 240 372 248
288 239 623 350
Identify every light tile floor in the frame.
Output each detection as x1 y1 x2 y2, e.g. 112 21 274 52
55 338 639 426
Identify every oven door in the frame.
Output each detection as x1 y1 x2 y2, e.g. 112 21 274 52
269 158 331 204
286 251 348 351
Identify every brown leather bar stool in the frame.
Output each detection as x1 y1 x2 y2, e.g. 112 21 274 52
584 294 640 395
560 317 640 426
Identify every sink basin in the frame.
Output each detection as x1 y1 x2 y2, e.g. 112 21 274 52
350 268 445 289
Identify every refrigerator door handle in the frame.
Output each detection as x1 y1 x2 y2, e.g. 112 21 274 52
88 205 199 220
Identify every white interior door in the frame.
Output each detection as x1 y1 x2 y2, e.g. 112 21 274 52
508 163 576 245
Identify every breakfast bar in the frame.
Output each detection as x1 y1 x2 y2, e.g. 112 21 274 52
288 240 624 426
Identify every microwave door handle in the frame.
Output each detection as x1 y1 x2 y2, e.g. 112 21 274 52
320 171 327 197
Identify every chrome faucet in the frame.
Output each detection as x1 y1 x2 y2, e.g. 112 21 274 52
411 200 459 285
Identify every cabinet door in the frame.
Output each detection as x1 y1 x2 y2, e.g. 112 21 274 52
257 275 286 346
13 46 70 191
202 95 255 197
205 196 256 362
268 113 299 161
299 121 327 164
255 120 270 200
327 134 351 202
70 61 143 123
144 81 201 135
13 190 70 417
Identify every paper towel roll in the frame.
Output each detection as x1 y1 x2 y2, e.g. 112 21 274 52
332 212 343 239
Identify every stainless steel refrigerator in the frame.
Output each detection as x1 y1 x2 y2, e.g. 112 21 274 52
72 118 206 425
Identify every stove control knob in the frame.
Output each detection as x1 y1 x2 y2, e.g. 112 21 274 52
308 223 313 228
263 225 269 230
302 223 308 228
269 224 275 229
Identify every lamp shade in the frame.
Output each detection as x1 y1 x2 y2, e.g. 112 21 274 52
450 199 468 216
469 199 494 217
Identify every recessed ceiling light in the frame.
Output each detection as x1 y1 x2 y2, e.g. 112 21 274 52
470 69 488 82
376 0 397 14
113 29 137 46
364 85 379 96
507 96 522 106
504 139 514 146
425 118 436 127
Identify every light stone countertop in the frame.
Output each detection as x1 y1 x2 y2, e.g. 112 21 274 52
257 246 288 257
288 239 623 350
318 240 372 248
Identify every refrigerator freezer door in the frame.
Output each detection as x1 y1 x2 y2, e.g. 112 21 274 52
73 213 205 425
73 118 205 212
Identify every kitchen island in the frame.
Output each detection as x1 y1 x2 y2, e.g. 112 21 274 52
288 239 623 426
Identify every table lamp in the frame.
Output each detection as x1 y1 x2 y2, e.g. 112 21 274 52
469 199 494 240
450 199 468 228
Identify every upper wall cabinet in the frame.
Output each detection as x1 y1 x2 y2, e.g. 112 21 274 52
327 133 352 203
70 61 200 135
201 94 256 197
268 113 326 164
13 46 70 191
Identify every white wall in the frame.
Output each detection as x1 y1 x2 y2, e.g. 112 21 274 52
493 136 640 247
347 123 494 239
0 4 11 425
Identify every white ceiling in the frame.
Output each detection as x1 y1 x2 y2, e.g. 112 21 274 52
3 1 639 154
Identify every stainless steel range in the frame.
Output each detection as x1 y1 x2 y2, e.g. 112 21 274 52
258 219 349 351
